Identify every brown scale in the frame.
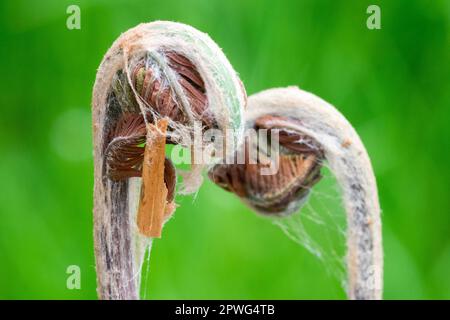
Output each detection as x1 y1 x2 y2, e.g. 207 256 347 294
208 115 324 215
104 113 146 180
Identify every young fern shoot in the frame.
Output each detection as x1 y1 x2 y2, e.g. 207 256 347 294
92 21 245 300
209 87 383 300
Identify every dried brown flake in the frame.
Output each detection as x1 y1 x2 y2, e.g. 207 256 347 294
137 119 169 238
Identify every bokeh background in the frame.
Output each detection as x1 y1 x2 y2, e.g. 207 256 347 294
0 0 449 299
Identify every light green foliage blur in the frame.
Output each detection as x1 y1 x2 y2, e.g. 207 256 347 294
0 0 448 299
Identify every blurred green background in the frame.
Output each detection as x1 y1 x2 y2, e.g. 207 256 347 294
0 0 449 299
